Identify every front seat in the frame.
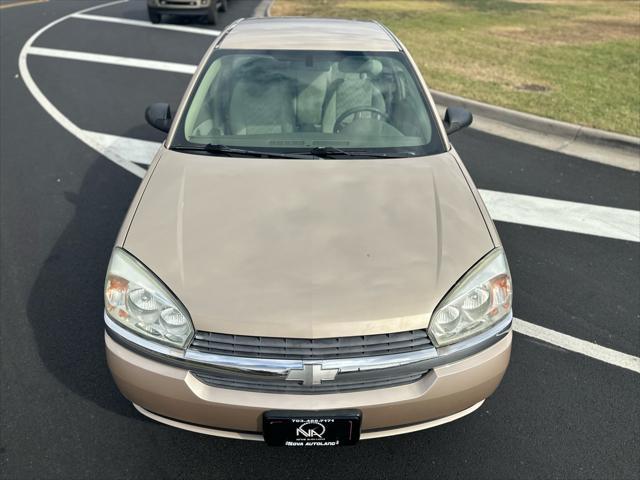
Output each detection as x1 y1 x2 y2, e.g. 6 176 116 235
321 57 385 133
228 59 296 135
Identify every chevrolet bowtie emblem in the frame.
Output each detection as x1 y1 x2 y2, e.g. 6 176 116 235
285 364 339 386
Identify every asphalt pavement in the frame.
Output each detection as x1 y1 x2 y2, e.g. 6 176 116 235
1 1 638 479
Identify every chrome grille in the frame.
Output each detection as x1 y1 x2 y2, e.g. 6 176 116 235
190 329 432 359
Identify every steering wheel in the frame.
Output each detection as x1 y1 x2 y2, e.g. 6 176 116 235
334 107 390 133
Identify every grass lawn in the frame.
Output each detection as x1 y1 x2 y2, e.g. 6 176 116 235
271 0 640 137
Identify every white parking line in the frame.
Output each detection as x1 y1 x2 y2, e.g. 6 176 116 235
71 12 221 36
21 48 640 234
62 130 640 246
19 0 640 375
27 46 197 75
20 47 640 242
61 130 639 244
19 0 146 177
513 318 640 374
479 190 640 242
82 131 161 167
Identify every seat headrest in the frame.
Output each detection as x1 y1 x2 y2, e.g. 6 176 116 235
338 57 383 77
236 57 280 75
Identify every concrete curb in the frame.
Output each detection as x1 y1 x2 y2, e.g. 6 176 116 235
432 90 640 154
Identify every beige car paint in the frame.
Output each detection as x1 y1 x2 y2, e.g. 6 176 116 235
106 332 511 435
449 146 502 245
132 400 486 441
106 17 512 440
121 150 494 337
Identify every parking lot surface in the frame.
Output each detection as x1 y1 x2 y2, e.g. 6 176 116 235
1 1 638 479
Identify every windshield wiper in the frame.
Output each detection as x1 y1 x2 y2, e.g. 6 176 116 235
171 144 416 159
308 146 415 159
172 144 311 159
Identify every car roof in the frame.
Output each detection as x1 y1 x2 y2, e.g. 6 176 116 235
218 17 400 52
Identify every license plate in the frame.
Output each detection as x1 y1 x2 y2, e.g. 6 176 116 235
263 410 362 447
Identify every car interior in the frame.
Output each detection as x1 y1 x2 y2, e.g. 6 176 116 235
183 51 435 150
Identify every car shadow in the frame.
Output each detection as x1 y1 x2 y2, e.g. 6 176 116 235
25 125 157 419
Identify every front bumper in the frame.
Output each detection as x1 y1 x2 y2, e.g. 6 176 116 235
105 320 512 440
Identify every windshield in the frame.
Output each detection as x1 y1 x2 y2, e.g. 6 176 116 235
172 50 445 157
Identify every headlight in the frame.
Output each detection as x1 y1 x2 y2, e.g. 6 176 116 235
428 248 512 347
104 248 194 349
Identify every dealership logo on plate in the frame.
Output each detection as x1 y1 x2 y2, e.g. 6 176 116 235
295 421 326 440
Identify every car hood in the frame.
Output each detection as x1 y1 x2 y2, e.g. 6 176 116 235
122 148 494 338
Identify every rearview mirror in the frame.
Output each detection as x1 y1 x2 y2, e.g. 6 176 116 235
443 107 473 135
145 103 172 133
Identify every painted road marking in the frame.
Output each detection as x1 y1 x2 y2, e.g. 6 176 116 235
71 12 221 36
28 47 197 75
24 47 640 224
21 46 640 242
52 127 640 243
0 0 47 9
480 190 640 242
19 0 145 177
82 131 161 167
514 318 640 374
19 0 640 373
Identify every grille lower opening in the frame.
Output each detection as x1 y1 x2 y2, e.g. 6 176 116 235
192 370 428 394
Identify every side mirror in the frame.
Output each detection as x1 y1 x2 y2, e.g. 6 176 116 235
443 107 473 135
145 103 172 133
